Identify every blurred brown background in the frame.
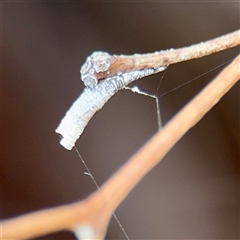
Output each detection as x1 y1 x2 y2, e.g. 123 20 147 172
2 2 239 239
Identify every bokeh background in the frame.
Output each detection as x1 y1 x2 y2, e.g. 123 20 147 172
2 1 239 239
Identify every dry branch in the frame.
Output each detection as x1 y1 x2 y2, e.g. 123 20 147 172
81 29 239 83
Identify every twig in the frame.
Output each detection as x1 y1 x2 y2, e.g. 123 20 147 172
80 29 239 85
2 54 239 240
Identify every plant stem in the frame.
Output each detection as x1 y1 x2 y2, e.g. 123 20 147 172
95 29 240 80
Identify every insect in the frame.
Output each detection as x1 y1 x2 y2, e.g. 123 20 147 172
55 65 166 150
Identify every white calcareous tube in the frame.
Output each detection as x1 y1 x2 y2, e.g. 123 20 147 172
56 66 166 150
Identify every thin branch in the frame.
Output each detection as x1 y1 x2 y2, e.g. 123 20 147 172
81 29 239 83
2 54 239 240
